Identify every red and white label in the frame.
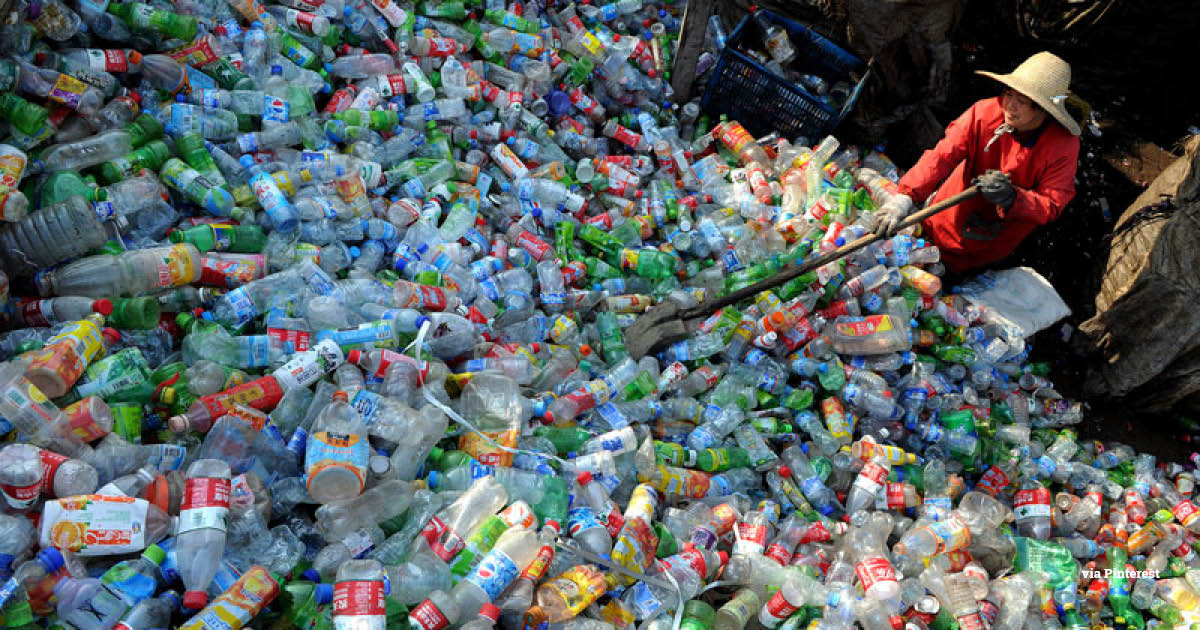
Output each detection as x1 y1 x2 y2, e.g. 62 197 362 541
733 522 768 556
764 543 791 565
799 521 832 544
602 507 625 537
267 327 312 353
1013 488 1052 520
0 477 41 509
333 580 386 623
87 49 129 73
38 449 69 496
976 465 1011 496
419 516 465 562
178 477 231 535
875 482 907 510
409 599 450 630
762 589 800 622
853 461 888 496
1173 500 1200 526
855 556 898 592
19 298 53 327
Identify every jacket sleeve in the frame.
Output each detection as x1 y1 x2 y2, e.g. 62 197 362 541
897 102 979 202
1003 135 1081 225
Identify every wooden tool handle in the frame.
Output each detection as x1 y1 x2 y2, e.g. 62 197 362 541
678 186 981 320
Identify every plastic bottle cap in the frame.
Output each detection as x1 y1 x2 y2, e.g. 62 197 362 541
92 299 114 316
238 154 256 168
175 93 186 102
332 390 349 402
101 328 121 345
416 315 430 330
314 583 334 605
576 471 593 485
480 604 501 621
544 520 561 534
37 548 64 572
142 544 166 565
271 65 283 75
168 415 188 432
301 568 321 582
128 91 141 104
183 590 208 610
251 20 263 28
778 465 792 478
426 470 439 488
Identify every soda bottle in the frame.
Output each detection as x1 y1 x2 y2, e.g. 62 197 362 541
178 459 231 610
332 558 388 629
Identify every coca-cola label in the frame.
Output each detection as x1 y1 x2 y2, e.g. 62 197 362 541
875 482 907 510
178 477 230 534
333 579 386 623
733 522 768 556
855 556 898 593
1013 488 1052 520
976 465 1010 496
38 449 69 496
0 474 40 510
762 588 800 622
853 461 888 495
409 599 450 630
1173 500 1200 526
764 543 791 565
419 516 465 562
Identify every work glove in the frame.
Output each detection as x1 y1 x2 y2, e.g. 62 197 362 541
976 170 1016 208
870 194 914 237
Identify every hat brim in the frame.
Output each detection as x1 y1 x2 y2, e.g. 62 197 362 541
976 70 1082 136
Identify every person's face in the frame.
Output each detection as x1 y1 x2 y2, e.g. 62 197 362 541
1001 88 1049 131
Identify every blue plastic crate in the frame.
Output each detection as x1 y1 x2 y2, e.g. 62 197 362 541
701 10 871 140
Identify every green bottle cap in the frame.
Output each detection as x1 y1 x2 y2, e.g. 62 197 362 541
142 544 166 566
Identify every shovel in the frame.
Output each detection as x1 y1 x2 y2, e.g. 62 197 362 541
624 185 981 359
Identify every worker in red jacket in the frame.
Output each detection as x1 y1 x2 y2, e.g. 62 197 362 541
870 52 1082 273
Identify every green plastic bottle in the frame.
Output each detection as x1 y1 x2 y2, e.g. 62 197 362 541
533 425 593 455
169 224 267 253
108 297 162 330
0 92 50 136
99 140 171 184
125 112 164 149
107 2 198 40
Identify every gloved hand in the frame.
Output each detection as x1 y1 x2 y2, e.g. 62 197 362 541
870 194 914 236
976 170 1016 207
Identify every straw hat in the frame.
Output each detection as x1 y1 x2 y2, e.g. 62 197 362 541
976 52 1081 136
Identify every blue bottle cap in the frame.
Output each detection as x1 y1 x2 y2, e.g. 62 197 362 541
238 154 256 168
506 136 515 145
251 20 263 28
314 583 334 605
349 246 361 259
37 548 64 572
416 315 430 330
301 568 321 582
426 470 439 489
270 64 283 75
175 93 186 102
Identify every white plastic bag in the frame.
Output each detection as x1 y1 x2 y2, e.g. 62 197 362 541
955 267 1070 338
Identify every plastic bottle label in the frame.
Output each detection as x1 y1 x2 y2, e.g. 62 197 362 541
333 580 386 626
1173 500 1200 526
853 461 888 497
419 516 466 562
101 562 157 606
875 482 907 510
854 555 897 592
568 506 606 537
762 588 800 622
835 314 892 337
40 494 151 555
49 73 88 109
0 473 40 509
409 599 450 630
734 522 768 555
464 548 519 600
223 287 257 326
306 431 368 495
925 515 971 555
146 444 187 471
178 477 231 535
627 580 663 618
155 245 198 288
1012 488 1052 520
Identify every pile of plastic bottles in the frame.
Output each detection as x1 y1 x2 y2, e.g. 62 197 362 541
2 0 1197 629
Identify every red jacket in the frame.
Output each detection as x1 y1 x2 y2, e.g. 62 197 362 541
897 97 1080 272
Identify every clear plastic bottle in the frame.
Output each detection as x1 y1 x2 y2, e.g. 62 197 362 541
177 458 231 610
305 390 370 504
0 195 117 275
36 243 202 298
332 558 388 628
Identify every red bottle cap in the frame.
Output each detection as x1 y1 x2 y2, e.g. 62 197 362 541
92 299 114 316
183 590 207 610
576 471 593 485
778 465 792 478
